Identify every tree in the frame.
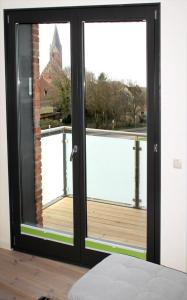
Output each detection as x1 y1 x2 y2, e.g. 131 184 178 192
109 81 131 128
53 72 71 122
85 71 146 130
86 72 110 128
98 72 107 81
127 83 146 127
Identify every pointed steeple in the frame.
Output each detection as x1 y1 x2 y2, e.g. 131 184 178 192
50 25 62 69
51 25 62 52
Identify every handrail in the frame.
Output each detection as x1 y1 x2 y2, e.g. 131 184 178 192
41 125 147 139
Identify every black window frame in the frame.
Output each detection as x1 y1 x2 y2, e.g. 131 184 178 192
4 3 160 267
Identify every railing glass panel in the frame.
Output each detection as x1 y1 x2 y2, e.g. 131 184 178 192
139 140 147 208
86 135 135 205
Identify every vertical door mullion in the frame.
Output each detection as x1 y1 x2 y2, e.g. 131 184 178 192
5 16 21 246
146 12 159 263
71 18 86 254
153 8 161 264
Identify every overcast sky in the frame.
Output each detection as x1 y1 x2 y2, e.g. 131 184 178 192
39 22 146 87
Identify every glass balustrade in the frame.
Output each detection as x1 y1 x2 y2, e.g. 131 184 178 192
40 126 147 255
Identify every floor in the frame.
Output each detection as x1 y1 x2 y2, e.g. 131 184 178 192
43 197 147 249
0 248 87 300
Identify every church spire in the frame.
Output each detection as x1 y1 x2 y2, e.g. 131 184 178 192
51 25 62 52
50 25 62 69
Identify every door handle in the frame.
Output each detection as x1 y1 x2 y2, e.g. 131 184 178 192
29 77 32 96
70 145 78 161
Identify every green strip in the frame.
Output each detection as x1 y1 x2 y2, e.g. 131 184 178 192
21 226 145 260
86 240 146 260
21 225 73 245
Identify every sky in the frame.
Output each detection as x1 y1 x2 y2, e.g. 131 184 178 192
39 22 146 87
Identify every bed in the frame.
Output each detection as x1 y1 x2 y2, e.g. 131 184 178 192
68 254 187 300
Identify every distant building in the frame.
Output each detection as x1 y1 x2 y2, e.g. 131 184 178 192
40 25 63 116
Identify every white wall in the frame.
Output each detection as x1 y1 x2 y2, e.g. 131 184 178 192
161 0 187 272
0 7 11 250
1 0 187 272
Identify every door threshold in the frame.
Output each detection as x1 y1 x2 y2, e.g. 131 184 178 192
85 238 146 260
21 224 74 246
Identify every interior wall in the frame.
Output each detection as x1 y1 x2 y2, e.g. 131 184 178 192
0 7 11 250
0 0 187 272
161 0 187 272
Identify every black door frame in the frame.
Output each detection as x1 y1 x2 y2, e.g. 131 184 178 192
5 3 160 267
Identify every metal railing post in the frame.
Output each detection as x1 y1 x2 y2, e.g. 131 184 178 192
63 128 67 196
133 139 142 209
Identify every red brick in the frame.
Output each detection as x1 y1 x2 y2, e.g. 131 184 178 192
32 24 43 226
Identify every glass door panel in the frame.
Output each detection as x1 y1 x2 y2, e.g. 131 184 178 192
17 23 74 245
84 22 147 259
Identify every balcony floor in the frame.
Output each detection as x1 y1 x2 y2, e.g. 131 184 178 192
43 197 146 249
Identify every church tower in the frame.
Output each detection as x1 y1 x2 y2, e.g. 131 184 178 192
40 25 64 115
49 25 62 70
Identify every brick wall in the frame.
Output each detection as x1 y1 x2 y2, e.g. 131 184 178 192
32 24 43 226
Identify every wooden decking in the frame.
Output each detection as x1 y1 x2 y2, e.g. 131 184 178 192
0 248 87 300
43 197 147 249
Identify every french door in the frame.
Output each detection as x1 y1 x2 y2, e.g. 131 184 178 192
5 4 160 267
